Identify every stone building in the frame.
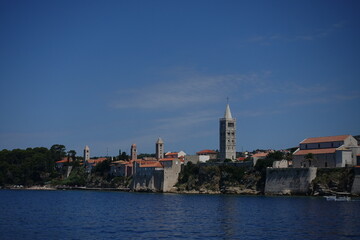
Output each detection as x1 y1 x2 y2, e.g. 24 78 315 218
84 145 90 163
252 152 269 166
293 135 360 168
131 144 137 161
132 158 182 192
165 151 186 159
219 104 236 161
156 137 164 160
196 149 218 162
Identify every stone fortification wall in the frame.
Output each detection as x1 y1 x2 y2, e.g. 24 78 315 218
265 167 317 195
351 167 360 195
132 170 164 192
163 160 182 192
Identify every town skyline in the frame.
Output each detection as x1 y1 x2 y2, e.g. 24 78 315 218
1 1 359 156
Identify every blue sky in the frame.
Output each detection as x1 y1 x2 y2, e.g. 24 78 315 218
1 0 359 156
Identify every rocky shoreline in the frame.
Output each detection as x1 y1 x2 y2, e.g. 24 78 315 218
2 185 358 198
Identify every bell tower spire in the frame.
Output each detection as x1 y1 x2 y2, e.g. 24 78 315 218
219 102 236 161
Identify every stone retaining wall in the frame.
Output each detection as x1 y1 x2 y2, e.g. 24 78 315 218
265 167 317 195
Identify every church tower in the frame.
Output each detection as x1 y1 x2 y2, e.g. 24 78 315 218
156 137 164 160
131 144 137 161
219 104 236 161
84 145 90 162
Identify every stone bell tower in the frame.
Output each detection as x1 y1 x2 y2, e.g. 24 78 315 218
131 144 137 161
84 145 90 162
156 137 164 160
219 104 236 161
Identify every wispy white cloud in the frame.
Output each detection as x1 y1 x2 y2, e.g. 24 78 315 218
111 71 270 110
283 91 360 107
154 110 218 130
247 21 346 45
238 110 283 117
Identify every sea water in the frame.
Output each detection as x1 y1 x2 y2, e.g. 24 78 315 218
0 190 359 240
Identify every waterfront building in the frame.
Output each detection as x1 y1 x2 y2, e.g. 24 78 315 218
132 158 182 192
219 104 236 161
165 151 186 159
196 149 218 162
293 135 360 168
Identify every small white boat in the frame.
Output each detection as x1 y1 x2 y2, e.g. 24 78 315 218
324 195 351 201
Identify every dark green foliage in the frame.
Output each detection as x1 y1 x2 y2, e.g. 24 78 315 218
50 144 66 162
138 153 156 159
177 163 247 191
254 158 275 172
110 176 132 188
92 159 111 176
0 147 56 186
266 151 284 161
60 167 87 186
178 162 199 184
0 146 123 188
119 152 129 160
199 166 221 183
312 168 354 193
67 150 76 161
220 165 245 183
255 151 284 172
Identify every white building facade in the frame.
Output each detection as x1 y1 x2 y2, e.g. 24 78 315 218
293 135 360 168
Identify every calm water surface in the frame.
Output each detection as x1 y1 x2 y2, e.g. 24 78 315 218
0 190 359 239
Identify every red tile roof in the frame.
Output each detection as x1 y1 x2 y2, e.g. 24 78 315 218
112 160 128 164
87 158 108 164
56 157 72 163
293 148 337 156
300 135 350 144
165 152 178 157
252 152 268 158
140 162 163 168
196 149 217 155
159 158 176 162
237 157 246 161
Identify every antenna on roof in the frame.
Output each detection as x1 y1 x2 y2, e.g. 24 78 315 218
226 97 229 104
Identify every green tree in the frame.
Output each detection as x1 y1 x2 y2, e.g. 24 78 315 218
266 151 284 160
50 144 66 162
120 151 129 160
93 159 111 176
67 150 76 161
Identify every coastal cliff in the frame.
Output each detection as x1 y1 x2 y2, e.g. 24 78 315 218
174 163 358 196
175 163 262 195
